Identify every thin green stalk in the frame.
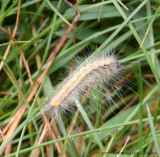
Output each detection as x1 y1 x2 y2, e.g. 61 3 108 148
75 99 105 152
138 64 144 156
146 104 160 156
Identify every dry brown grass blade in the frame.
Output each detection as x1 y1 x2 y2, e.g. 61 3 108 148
18 46 33 85
30 124 48 157
31 116 66 157
0 92 14 95
4 140 12 155
32 25 41 69
117 136 130 157
31 117 66 157
0 26 8 34
4 56 22 155
45 117 66 157
44 119 63 155
2 27 34 87
0 0 21 71
77 123 85 155
1 113 16 137
1 104 26 151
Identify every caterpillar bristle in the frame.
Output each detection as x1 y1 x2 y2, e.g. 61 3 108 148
43 52 121 118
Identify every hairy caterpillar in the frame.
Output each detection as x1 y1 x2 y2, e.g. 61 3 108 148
43 53 121 117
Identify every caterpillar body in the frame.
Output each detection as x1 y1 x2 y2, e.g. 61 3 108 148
44 53 120 117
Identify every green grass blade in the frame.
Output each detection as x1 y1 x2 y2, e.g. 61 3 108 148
146 104 160 156
75 99 105 152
